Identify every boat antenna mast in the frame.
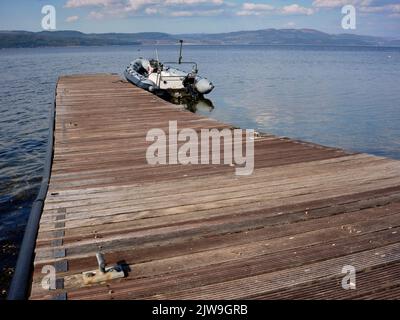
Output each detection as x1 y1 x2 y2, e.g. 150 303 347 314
178 40 183 64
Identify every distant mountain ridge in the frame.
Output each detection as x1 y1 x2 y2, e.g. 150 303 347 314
0 29 398 48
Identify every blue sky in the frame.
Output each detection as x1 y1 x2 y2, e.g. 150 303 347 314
0 0 399 37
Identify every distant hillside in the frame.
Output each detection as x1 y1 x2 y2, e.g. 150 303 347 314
0 31 142 48
0 29 398 48
185 29 390 46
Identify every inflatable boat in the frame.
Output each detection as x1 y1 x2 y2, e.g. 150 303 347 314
124 41 214 99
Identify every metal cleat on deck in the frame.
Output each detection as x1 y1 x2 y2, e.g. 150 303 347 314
82 252 125 285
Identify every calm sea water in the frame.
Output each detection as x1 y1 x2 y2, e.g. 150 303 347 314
1 44 400 295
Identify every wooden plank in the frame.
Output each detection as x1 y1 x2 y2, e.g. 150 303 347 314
29 74 400 300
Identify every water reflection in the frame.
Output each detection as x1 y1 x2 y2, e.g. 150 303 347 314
166 96 215 113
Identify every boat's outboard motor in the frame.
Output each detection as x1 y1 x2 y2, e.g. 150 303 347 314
183 73 214 97
182 73 197 97
183 73 196 87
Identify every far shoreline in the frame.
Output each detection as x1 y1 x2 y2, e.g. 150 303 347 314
2 43 400 50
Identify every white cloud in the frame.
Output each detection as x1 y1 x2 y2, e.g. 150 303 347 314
88 11 105 19
170 10 194 16
312 0 372 8
66 15 80 22
312 1 400 17
145 7 159 14
65 0 116 8
165 0 223 5
392 4 400 13
236 10 261 16
359 5 386 13
65 0 223 9
237 2 314 16
65 0 226 19
125 0 160 12
64 0 400 21
362 3 400 16
281 4 315 15
242 3 274 11
311 0 400 18
236 2 274 16
170 8 223 16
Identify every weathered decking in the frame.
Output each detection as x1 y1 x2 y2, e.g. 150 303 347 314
30 74 400 300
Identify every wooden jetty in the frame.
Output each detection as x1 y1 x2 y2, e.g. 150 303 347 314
29 74 400 300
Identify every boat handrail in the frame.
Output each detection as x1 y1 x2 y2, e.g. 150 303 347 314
162 61 198 70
